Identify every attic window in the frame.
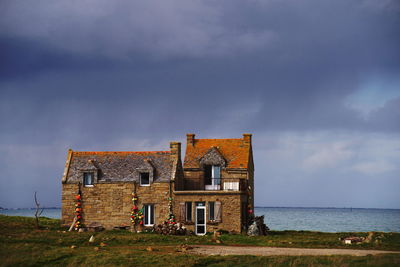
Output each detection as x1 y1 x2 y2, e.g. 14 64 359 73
83 172 94 187
140 172 150 186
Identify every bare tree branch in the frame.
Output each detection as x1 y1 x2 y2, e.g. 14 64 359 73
34 191 43 229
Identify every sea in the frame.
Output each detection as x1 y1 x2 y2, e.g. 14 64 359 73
1 207 399 232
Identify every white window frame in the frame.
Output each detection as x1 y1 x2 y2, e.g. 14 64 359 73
205 165 221 190
195 204 206 235
140 172 150 186
211 166 221 185
143 204 154 226
83 172 94 187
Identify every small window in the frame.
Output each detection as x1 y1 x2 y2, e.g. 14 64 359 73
140 172 150 186
185 202 192 222
83 172 94 187
208 202 215 221
143 204 154 226
205 165 221 186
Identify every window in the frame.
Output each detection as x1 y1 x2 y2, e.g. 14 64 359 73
143 204 154 226
140 172 150 186
205 165 221 190
208 202 215 221
212 166 221 185
83 172 94 187
185 202 192 222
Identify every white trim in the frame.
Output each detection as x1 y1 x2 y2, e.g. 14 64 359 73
195 205 206 235
140 172 151 186
83 172 94 187
144 204 154 226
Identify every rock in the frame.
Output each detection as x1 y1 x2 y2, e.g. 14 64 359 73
247 222 259 236
78 228 85 233
88 222 104 232
247 215 269 236
100 242 107 247
89 235 95 243
70 245 77 249
94 247 100 251
216 239 222 244
146 247 153 251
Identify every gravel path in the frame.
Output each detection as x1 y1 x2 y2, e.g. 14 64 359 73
190 245 400 256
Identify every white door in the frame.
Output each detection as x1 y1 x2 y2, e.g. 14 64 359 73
195 205 206 235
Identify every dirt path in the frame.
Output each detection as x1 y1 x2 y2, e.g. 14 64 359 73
190 245 400 256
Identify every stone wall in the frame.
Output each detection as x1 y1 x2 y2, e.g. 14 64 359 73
173 192 245 233
62 182 171 229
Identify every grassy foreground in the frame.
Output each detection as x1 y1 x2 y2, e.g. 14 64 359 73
0 215 399 266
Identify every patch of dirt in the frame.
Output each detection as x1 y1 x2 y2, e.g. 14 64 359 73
189 245 400 256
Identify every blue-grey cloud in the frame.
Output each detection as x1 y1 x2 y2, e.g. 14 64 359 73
0 0 399 208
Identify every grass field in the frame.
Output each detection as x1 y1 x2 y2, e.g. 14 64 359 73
0 215 399 266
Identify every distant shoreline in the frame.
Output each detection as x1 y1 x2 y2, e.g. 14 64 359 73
255 206 400 210
1 206 399 210
0 207 61 210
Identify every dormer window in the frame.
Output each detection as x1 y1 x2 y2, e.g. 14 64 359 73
205 165 221 190
83 172 94 187
140 172 150 186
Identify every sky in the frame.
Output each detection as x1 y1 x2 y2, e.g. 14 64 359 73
0 0 399 209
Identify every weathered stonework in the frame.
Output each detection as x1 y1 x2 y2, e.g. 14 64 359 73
173 192 248 233
199 147 226 168
61 134 255 234
62 182 171 229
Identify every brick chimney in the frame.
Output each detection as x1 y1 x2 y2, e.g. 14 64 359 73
243 133 252 145
186 133 195 146
170 142 181 161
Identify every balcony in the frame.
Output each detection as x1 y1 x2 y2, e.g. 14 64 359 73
183 178 247 192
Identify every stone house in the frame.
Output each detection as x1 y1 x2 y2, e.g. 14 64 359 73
61 134 254 234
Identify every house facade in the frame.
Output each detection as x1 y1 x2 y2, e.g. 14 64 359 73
61 134 254 234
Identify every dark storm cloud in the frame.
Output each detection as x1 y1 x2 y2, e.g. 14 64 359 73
0 0 399 208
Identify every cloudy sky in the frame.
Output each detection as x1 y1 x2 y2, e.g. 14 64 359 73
1 0 399 209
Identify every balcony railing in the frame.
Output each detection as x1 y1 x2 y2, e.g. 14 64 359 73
183 178 247 191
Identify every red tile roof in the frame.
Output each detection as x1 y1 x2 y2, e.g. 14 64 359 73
184 138 251 169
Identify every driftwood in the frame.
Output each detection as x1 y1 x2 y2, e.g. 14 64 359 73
68 216 77 232
34 192 44 229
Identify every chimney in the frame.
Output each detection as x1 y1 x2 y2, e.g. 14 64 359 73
170 142 181 161
243 133 252 145
186 133 195 146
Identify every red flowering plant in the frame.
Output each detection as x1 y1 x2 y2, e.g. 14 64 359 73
74 190 83 230
130 193 144 225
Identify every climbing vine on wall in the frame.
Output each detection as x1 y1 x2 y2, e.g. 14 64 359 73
74 188 82 230
130 193 144 225
166 197 176 224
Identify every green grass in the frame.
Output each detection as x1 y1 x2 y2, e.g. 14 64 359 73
0 215 399 266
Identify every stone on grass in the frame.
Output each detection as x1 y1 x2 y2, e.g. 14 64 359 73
247 222 259 236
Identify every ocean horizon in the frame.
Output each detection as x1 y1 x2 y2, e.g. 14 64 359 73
1 206 399 233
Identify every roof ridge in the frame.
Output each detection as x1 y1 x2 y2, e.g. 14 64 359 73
73 151 171 155
195 138 242 141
